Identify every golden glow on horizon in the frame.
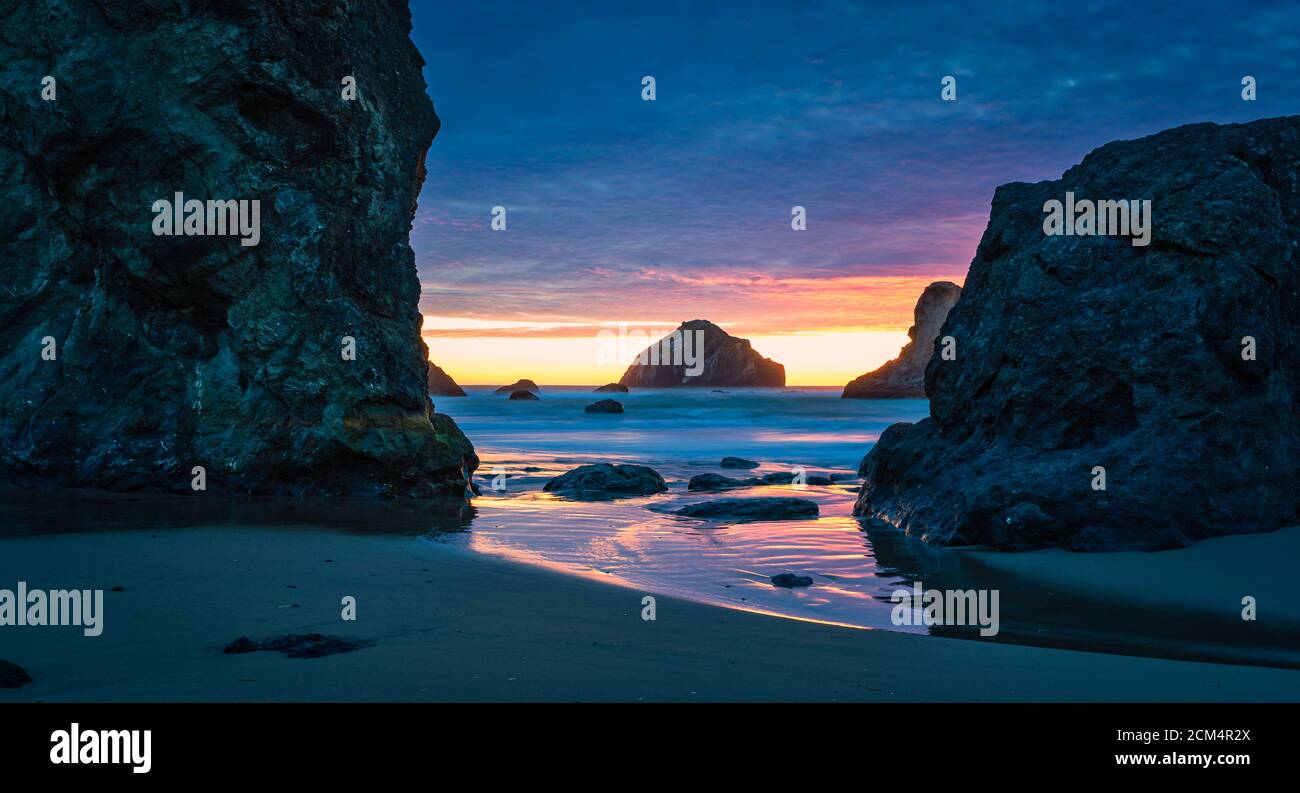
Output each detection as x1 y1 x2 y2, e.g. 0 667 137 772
425 330 912 386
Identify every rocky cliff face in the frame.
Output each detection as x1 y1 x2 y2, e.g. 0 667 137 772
618 320 785 387
0 1 477 497
427 362 466 397
843 281 961 398
856 117 1300 551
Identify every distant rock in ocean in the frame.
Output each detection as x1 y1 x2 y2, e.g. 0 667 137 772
688 473 763 491
0 658 32 688
843 282 961 399
856 117 1300 551
495 379 540 395
584 399 624 413
720 456 759 469
508 390 539 401
544 464 667 500
770 573 814 588
594 383 629 393
428 362 467 397
0 1 476 498
618 320 785 387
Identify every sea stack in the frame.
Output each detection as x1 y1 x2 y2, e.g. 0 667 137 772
618 320 785 387
842 282 961 398
0 1 477 497
428 363 467 397
494 379 539 395
855 117 1300 551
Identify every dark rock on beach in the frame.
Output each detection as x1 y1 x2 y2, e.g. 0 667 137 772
770 573 814 588
508 390 540 401
720 456 760 469
672 497 819 522
0 1 476 497
618 320 785 387
584 399 624 413
428 362 467 397
0 659 32 688
688 473 764 491
856 117 1300 551
594 383 629 393
224 634 371 659
843 282 962 399
495 379 540 395
544 463 668 499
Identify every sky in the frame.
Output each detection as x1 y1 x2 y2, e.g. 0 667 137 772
408 0 1300 385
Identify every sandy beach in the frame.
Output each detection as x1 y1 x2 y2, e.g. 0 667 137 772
3 523 1300 703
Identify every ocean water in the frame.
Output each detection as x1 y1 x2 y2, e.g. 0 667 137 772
437 386 930 631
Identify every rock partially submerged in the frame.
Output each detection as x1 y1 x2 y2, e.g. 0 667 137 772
0 1 476 498
856 117 1300 551
584 399 624 414
495 379 540 395
770 573 814 588
672 497 819 522
843 282 962 398
223 634 372 659
508 390 540 401
428 362 467 397
0 659 32 688
688 473 764 491
544 464 668 499
594 383 629 393
618 320 785 387
720 456 760 469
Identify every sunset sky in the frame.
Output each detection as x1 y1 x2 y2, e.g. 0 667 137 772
408 1 1297 385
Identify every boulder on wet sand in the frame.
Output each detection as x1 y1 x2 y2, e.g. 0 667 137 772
584 399 625 414
223 634 372 659
843 282 962 399
1 659 32 688
856 117 1300 551
508 390 539 401
720 456 759 469
671 497 819 522
594 383 629 393
544 464 668 499
495 379 540 395
770 573 814 588
688 473 764 491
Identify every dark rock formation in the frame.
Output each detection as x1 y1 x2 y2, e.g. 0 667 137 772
856 117 1300 551
618 320 784 387
0 1 476 498
688 473 764 491
843 282 962 398
544 463 667 499
0 659 32 688
770 573 814 588
584 399 624 413
594 383 628 393
508 390 539 401
672 497 819 522
223 634 371 659
495 379 539 395
427 362 466 397
720 456 759 469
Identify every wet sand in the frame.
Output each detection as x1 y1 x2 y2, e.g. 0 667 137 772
3 525 1299 702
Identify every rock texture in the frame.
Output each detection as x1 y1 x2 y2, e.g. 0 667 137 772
224 634 371 659
0 1 476 497
843 282 961 398
544 463 667 500
508 390 539 401
427 362 466 397
855 117 1300 551
618 320 784 387
584 399 624 413
494 379 539 395
672 497 819 522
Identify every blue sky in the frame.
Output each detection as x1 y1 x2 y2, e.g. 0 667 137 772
405 0 1298 381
